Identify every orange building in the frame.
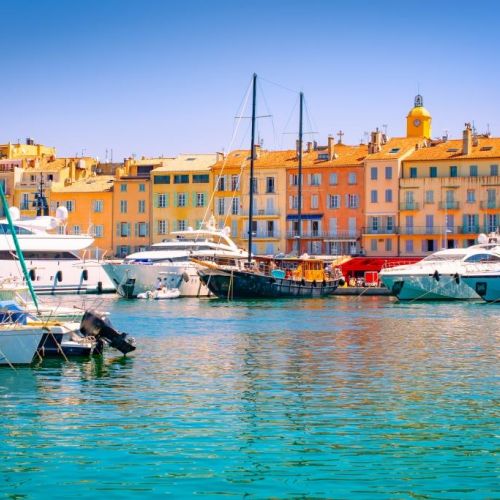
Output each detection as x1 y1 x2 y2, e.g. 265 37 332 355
286 137 367 256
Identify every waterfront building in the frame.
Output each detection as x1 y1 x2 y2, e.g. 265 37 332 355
50 175 115 257
112 157 158 257
211 147 288 255
151 153 217 243
286 137 367 256
399 124 500 254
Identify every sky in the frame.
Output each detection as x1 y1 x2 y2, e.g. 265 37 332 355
1 0 499 160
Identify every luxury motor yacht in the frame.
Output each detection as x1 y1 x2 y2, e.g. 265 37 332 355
102 219 248 297
379 233 500 300
462 264 500 303
0 206 115 295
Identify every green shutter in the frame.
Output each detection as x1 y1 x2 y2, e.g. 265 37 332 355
154 194 159 208
173 192 178 208
203 192 208 207
192 192 197 207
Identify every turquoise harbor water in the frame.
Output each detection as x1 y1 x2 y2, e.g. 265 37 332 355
0 296 497 499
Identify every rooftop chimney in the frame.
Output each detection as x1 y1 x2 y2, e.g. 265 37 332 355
313 140 318 151
463 123 472 155
307 141 312 153
296 139 301 158
328 135 335 160
368 128 382 154
216 151 224 163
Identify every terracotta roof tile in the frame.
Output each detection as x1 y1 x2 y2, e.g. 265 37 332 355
405 138 500 162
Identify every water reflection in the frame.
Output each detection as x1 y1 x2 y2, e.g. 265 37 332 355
0 296 497 497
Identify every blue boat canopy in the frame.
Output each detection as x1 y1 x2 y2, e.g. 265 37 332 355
286 214 323 220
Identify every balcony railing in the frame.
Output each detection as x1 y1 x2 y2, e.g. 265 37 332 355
240 230 281 239
399 225 482 235
240 209 281 216
362 226 398 235
480 200 498 209
286 230 360 240
439 201 460 210
399 202 420 211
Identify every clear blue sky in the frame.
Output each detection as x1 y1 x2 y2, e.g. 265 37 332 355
1 0 499 160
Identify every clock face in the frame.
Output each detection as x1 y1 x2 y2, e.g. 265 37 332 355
413 118 421 127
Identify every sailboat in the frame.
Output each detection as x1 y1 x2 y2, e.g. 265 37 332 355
196 74 342 299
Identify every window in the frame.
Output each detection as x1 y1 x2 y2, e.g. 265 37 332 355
290 174 299 186
21 193 29 210
328 194 340 209
66 200 74 212
405 215 414 234
425 214 434 231
425 190 434 204
405 240 414 253
139 183 146 192
177 220 186 231
387 216 394 231
120 200 127 213
217 198 225 215
232 197 239 215
370 239 377 251
157 220 167 235
290 195 300 209
196 193 206 207
329 173 338 185
174 174 189 184
92 200 103 213
119 222 129 237
251 178 258 193
348 172 357 184
371 217 379 231
385 239 392 251
410 167 417 178
120 184 127 192
385 189 393 202
192 174 209 184
450 165 458 177
311 195 319 209
370 167 378 180
217 176 226 191
370 190 378 203
138 200 146 213
93 225 104 238
228 175 238 191
385 166 392 180
346 194 359 208
73 225 80 235
470 165 478 177
310 173 322 186
137 222 148 237
158 193 168 208
466 190 475 203
430 166 437 178
491 164 499 176
154 175 170 184
177 193 186 207
266 177 275 193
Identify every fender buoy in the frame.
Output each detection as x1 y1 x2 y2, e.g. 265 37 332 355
29 269 36 281
312 280 317 287
300 279 305 286
56 270 63 282
454 273 460 285
433 270 440 282
82 269 89 281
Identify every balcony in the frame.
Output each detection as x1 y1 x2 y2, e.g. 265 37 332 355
480 200 498 209
240 230 281 239
362 226 398 235
399 202 420 211
439 201 460 210
286 230 360 240
398 225 483 235
240 209 281 217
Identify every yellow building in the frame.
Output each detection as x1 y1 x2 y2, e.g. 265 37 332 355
151 154 217 242
399 124 500 254
112 157 160 257
50 175 115 257
0 139 56 160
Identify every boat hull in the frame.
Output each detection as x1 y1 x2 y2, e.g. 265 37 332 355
198 268 339 299
462 274 500 302
0 259 116 295
380 273 479 300
0 327 44 365
103 262 211 298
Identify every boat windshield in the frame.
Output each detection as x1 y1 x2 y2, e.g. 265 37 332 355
422 254 465 262
150 244 215 252
0 223 33 235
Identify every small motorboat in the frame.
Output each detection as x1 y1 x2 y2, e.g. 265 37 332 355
137 288 181 300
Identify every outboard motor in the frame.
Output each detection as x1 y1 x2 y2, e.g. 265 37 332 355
80 310 136 355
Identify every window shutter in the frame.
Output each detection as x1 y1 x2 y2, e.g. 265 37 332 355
173 192 178 208
204 192 208 207
116 223 120 237
154 194 159 208
192 192 197 207
289 196 293 209
307 174 311 185
318 174 322 185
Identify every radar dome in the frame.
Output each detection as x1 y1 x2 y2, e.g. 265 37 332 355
477 233 488 244
9 207 20 221
56 206 69 221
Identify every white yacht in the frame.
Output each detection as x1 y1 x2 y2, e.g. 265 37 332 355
380 234 500 300
0 207 115 295
462 265 500 303
103 220 248 297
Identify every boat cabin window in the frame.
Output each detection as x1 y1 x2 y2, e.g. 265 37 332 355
0 250 79 260
464 253 500 263
0 223 33 235
422 254 464 262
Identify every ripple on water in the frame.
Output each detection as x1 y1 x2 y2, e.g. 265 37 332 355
0 296 498 498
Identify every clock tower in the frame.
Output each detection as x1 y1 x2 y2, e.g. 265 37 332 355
406 94 432 139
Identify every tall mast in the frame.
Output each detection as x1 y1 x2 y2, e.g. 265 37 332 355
296 91 303 255
247 72 257 264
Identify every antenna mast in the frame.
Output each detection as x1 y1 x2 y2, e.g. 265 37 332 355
247 73 257 264
296 92 303 256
